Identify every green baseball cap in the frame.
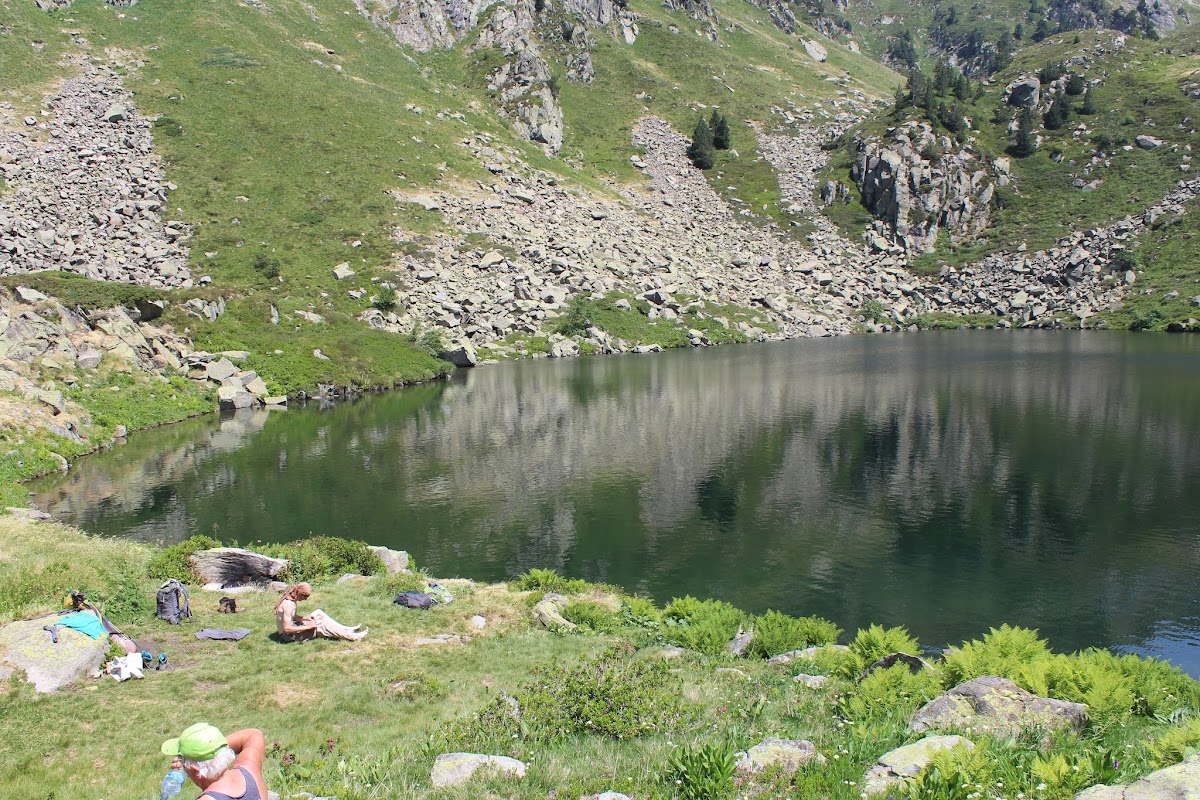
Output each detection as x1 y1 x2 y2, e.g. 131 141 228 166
161 723 228 760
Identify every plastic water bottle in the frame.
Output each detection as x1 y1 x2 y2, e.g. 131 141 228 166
160 768 186 800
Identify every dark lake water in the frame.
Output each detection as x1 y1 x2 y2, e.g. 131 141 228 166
31 332 1200 675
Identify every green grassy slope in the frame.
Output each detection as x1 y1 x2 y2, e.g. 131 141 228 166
822 27 1200 262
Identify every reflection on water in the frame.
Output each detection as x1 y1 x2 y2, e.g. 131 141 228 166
32 332 1200 674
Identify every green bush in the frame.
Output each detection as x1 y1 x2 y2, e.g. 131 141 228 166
146 535 221 583
372 286 397 313
563 600 619 632
666 740 738 800
513 568 589 595
663 596 745 655
849 624 921 669
747 610 842 659
941 625 1051 687
844 663 943 721
278 536 385 583
619 595 662 628
445 644 683 746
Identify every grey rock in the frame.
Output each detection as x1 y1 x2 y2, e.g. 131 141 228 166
1075 753 1200 800
332 262 356 280
910 676 1088 737
368 546 411 574
736 738 825 774
532 592 576 630
430 753 526 788
442 339 477 368
1135 135 1165 150
768 644 851 665
14 286 48 303
0 614 108 693
794 673 829 689
863 735 975 797
205 357 238 382
190 547 288 586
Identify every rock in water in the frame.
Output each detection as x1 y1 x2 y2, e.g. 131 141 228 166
1074 752 1200 799
862 735 974 796
0 614 108 692
910 676 1088 737
429 753 526 787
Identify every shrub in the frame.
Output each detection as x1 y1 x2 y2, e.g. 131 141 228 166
445 644 683 746
845 664 943 721
794 645 860 679
861 298 888 324
146 534 222 583
1147 716 1200 767
563 600 619 632
620 595 662 628
278 536 385 583
513 567 589 595
747 610 841 659
92 569 155 626
663 596 745 655
849 624 921 669
252 253 280 280
940 624 1051 687
372 286 397 313
666 740 738 800
552 296 593 337
687 117 716 170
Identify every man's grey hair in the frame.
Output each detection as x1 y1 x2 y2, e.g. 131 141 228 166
182 746 237 781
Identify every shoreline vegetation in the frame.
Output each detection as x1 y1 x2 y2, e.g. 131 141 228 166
1 523 1198 799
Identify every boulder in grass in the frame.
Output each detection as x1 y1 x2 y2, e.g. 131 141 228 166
531 592 576 630
736 738 825 774
910 676 1088 737
1075 752 1200 800
0 614 108 693
429 753 526 787
862 735 974 797
191 547 288 587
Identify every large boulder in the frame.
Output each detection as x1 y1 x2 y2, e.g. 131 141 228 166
862 735 974 797
0 614 108 692
1005 76 1041 108
190 547 288 587
531 592 576 630
368 546 411 574
910 676 1088 737
1075 753 1200 799
736 738 825 774
430 753 526 787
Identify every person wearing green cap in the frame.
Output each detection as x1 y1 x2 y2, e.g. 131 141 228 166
161 724 267 800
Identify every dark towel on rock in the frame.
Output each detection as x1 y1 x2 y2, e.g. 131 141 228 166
195 628 251 641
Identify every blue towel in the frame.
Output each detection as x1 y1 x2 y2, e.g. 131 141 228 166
55 612 106 639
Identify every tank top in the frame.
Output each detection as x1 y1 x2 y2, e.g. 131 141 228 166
200 766 263 800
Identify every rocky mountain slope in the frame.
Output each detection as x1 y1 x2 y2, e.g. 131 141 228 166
0 0 1197 490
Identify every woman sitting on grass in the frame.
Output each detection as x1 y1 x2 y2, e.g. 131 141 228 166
274 583 367 642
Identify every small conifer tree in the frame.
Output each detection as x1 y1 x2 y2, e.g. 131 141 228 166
710 110 732 150
1080 86 1097 115
1012 107 1038 156
688 117 716 169
1043 95 1070 130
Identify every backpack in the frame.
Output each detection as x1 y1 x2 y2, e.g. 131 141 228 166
156 579 191 625
394 591 435 610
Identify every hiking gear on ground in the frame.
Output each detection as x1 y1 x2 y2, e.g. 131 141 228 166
161 723 227 760
218 597 237 614
107 652 144 681
43 625 59 643
141 650 153 668
157 652 168 670
195 628 251 641
55 611 106 639
425 582 453 605
394 591 435 610
156 579 192 625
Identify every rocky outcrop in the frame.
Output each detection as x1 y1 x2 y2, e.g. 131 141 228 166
430 753 527 787
0 55 191 287
736 738 825 773
849 123 995 254
910 676 1089 737
190 547 289 588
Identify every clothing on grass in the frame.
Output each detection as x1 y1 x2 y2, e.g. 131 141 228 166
195 629 251 641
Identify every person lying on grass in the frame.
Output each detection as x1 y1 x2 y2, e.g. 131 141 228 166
274 582 368 642
162 724 267 800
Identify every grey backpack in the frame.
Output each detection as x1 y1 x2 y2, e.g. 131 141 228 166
156 579 191 624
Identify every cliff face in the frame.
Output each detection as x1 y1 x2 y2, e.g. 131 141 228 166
353 0 645 154
843 123 997 254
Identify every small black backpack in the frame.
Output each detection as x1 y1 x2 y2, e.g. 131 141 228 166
156 579 191 624
394 591 435 610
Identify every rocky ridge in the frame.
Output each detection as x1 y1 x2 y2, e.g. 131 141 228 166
0 54 192 288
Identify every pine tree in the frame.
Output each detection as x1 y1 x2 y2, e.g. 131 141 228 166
1012 107 1038 157
1033 18 1052 42
1066 74 1086 95
1043 95 1070 130
688 117 716 169
893 84 909 116
1080 86 1097 115
710 110 732 150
